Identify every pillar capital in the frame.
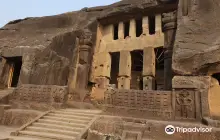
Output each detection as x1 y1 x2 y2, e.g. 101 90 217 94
162 10 178 31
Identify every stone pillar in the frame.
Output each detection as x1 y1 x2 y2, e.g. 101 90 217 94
0 57 6 88
155 15 162 34
94 52 111 89
143 47 156 90
142 16 149 35
162 11 178 90
68 32 93 94
102 24 114 42
172 76 211 120
118 51 131 89
118 22 124 39
129 19 136 38
20 53 35 84
75 45 91 89
68 38 79 92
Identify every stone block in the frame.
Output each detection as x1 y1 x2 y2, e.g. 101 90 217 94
119 51 131 76
143 47 155 77
172 76 211 119
172 76 211 89
117 76 130 89
94 77 110 89
143 76 155 90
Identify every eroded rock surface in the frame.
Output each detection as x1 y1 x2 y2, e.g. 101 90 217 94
173 0 220 75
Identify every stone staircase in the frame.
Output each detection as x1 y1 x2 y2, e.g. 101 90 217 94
10 109 102 140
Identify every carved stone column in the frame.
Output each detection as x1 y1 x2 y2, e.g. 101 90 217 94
75 45 91 89
142 16 149 36
68 38 79 93
143 47 156 90
118 51 131 89
20 53 35 84
129 19 136 38
68 32 93 93
162 10 177 90
118 22 124 39
93 52 111 89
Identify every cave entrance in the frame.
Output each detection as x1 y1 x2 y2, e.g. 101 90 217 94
6 57 22 88
130 50 143 90
154 47 165 90
212 73 220 85
110 52 120 88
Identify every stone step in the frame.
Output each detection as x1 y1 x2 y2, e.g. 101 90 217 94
19 131 75 140
10 135 51 140
61 109 101 114
53 111 98 117
37 119 87 128
33 122 83 132
43 116 90 124
47 112 92 121
26 126 79 137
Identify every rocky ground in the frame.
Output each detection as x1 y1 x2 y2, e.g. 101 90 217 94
0 125 18 139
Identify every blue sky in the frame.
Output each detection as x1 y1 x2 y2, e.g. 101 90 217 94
0 0 120 27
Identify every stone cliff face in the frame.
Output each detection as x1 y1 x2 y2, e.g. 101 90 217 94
2 0 219 86
173 0 220 76
0 10 100 85
0 0 175 86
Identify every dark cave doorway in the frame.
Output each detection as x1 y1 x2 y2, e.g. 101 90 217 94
110 52 120 88
212 73 220 85
130 50 143 90
6 56 22 88
154 47 165 90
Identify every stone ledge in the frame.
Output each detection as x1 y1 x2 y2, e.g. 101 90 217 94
172 76 211 89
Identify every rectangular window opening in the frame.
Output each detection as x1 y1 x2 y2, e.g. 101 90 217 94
124 21 130 39
135 19 143 37
149 16 156 35
113 24 119 40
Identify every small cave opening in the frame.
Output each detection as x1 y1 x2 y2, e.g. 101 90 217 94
124 21 130 38
212 73 220 85
149 16 156 35
113 23 119 40
6 56 22 87
110 52 120 88
130 50 143 90
136 18 143 37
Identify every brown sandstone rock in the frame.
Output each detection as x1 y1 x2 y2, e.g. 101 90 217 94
173 0 220 75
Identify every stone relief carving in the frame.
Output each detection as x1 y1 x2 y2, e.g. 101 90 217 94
10 84 67 103
104 89 173 119
175 89 196 119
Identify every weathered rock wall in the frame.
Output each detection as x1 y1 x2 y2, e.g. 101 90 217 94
0 0 178 86
0 9 99 86
173 0 220 75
